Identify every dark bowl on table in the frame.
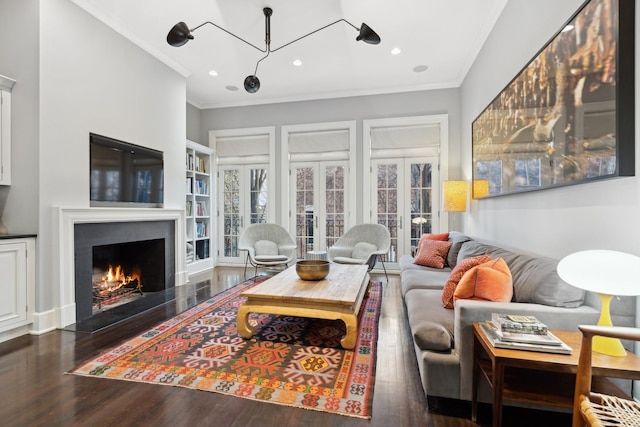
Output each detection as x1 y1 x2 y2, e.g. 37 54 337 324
296 260 330 281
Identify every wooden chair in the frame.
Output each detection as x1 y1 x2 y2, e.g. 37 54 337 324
573 325 640 427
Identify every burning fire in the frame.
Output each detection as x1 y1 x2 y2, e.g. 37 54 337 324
94 265 142 293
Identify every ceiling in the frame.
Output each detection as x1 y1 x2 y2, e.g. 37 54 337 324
72 0 508 109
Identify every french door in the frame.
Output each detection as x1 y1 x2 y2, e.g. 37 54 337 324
217 164 269 264
290 161 348 259
370 157 439 266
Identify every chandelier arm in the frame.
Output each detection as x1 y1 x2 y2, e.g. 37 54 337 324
192 21 268 53
270 19 357 53
253 51 270 76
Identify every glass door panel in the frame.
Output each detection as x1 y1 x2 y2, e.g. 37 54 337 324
293 166 316 259
409 162 434 250
218 165 269 264
371 158 438 265
291 162 348 259
222 169 240 259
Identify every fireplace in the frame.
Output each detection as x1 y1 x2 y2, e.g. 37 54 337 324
74 220 176 329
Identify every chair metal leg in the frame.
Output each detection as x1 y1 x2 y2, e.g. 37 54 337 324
379 256 389 282
243 253 250 279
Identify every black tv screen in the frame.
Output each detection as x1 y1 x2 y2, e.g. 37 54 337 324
90 133 164 207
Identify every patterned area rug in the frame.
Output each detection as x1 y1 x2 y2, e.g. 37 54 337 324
70 278 382 419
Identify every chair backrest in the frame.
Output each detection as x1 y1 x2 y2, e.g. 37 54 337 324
238 223 295 251
336 223 391 253
573 325 640 427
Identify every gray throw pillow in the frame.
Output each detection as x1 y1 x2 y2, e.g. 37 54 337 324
447 231 472 268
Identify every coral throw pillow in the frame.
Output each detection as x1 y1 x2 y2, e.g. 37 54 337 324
454 257 513 304
415 233 449 256
413 239 452 269
441 255 493 309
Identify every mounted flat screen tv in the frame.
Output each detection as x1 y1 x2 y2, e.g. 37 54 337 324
90 133 164 207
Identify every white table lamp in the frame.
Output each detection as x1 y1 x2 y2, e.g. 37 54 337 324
557 250 640 357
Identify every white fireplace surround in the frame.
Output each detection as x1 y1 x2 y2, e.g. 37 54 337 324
56 207 187 328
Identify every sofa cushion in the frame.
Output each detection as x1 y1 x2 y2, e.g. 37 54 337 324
442 255 492 309
416 233 449 255
454 257 513 304
405 289 455 351
446 231 473 268
414 240 452 269
457 240 585 307
401 267 451 295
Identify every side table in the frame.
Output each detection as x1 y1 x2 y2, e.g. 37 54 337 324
471 322 640 427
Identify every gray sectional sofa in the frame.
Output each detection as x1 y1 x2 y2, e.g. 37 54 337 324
400 231 636 405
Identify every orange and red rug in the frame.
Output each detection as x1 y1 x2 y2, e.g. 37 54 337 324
70 278 382 419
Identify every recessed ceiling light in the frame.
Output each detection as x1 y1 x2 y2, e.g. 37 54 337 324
208 69 218 76
226 85 239 91
293 59 302 67
562 24 575 32
391 47 402 55
413 65 428 73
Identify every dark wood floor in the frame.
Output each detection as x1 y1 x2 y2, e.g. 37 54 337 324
0 268 570 427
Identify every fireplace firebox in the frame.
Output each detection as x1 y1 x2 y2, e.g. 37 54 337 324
74 220 175 329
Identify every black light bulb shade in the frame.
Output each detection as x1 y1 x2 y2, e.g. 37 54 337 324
244 75 260 93
356 23 381 45
167 22 194 47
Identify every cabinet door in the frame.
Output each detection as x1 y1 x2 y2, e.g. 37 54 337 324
0 241 27 330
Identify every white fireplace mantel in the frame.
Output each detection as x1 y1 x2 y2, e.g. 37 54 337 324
55 207 187 328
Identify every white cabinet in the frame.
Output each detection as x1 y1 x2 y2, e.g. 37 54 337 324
0 75 16 186
0 237 35 342
186 140 214 276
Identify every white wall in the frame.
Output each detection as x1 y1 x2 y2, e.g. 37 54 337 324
0 0 39 234
461 0 640 260
199 88 463 224
35 0 186 327
186 102 203 144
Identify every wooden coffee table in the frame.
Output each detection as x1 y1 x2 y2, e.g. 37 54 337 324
237 263 369 349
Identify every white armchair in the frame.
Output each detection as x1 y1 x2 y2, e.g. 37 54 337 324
328 223 391 280
238 223 297 279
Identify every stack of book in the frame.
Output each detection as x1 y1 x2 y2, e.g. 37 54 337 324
479 313 572 354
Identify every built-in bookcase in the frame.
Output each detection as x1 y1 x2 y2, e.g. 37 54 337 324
186 140 214 276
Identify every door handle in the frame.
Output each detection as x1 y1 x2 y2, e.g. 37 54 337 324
399 216 403 230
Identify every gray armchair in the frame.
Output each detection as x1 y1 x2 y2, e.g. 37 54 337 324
328 223 391 280
238 223 297 279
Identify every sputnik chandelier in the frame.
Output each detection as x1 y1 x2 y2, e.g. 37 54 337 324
167 7 381 93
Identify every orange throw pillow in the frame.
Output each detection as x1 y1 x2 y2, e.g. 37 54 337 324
453 257 513 304
415 233 449 256
413 239 452 269
441 255 492 309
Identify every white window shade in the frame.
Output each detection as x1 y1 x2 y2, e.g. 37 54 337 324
217 134 270 164
289 129 350 161
370 124 440 158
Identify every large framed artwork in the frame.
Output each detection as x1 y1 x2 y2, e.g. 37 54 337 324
472 0 634 199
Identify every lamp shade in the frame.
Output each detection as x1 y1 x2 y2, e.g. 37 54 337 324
356 23 381 44
557 250 640 296
443 181 467 212
167 22 194 47
472 180 489 199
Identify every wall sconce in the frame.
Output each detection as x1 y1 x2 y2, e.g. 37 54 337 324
443 181 468 212
472 180 489 199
